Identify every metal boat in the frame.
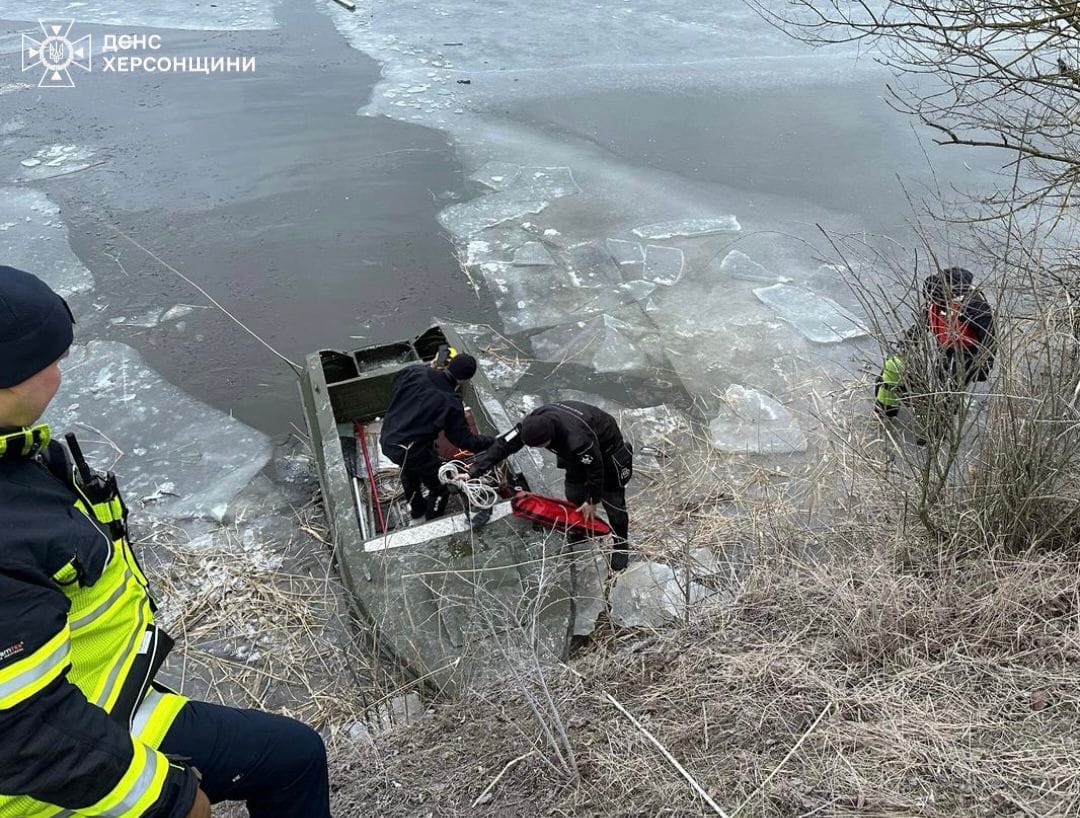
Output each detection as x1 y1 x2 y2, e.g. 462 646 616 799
299 325 574 696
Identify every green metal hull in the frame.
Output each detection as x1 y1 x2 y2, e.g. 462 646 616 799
299 326 574 696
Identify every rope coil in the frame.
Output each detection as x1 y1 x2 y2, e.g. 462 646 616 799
437 460 500 509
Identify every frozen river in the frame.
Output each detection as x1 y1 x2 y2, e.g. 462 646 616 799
0 0 1002 517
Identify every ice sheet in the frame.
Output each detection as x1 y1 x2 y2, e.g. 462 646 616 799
0 2 276 29
0 187 94 297
633 216 741 240
753 283 868 344
47 341 272 521
709 385 808 454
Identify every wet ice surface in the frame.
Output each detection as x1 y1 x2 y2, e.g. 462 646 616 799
318 0 901 471
0 2 276 29
48 341 272 521
709 385 808 455
0 187 94 296
754 283 869 344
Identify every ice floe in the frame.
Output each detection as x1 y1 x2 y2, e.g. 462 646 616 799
511 241 556 266
530 313 659 373
714 249 792 285
643 244 685 286
632 216 741 240
753 283 868 344
609 561 711 628
47 341 272 521
708 385 808 455
0 187 94 297
18 145 98 181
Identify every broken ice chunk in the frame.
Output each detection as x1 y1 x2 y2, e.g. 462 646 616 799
519 166 581 196
633 216 741 240
570 542 609 636
161 305 197 322
531 315 648 373
471 160 521 191
609 561 711 628
566 242 623 289
19 144 96 181
618 280 657 303
440 169 580 238
511 241 555 267
605 238 645 266
715 250 791 284
440 192 552 237
709 385 808 454
644 245 685 286
753 283 868 344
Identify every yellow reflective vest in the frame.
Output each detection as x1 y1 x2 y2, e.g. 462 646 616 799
0 427 192 817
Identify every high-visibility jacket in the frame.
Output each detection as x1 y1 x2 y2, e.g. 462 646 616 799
0 426 196 818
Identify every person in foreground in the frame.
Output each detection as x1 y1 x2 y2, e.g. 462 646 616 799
0 267 329 818
469 400 634 570
380 349 494 521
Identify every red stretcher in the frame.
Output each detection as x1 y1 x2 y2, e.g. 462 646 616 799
510 492 611 537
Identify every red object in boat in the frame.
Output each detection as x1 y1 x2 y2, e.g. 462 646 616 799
510 492 611 537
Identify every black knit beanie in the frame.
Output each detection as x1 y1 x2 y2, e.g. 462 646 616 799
446 352 478 382
0 266 75 388
520 414 556 447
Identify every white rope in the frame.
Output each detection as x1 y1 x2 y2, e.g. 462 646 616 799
438 460 500 509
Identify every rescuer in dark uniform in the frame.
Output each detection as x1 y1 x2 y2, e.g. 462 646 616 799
470 401 634 570
0 267 329 818
875 266 996 417
380 352 494 521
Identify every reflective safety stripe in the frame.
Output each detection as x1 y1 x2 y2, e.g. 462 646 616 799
0 629 70 710
84 741 168 818
93 600 148 710
0 424 50 458
131 688 188 748
69 568 134 631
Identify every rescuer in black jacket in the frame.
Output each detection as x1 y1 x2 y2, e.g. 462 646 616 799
470 401 634 570
380 353 494 520
0 268 329 818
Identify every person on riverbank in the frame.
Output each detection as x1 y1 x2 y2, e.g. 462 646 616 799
874 266 996 417
0 267 329 818
469 400 634 571
380 350 494 520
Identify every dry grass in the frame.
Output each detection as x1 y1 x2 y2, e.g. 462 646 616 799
332 533 1080 817
133 425 1080 817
